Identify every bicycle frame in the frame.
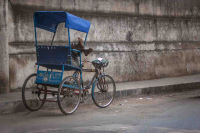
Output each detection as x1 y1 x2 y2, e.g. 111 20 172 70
73 68 99 90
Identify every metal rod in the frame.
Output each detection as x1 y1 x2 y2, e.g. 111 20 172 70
82 69 96 72
51 32 56 46
37 64 40 70
79 52 81 68
68 28 72 65
80 70 83 90
61 65 64 80
86 72 98 88
84 33 88 46
33 14 38 46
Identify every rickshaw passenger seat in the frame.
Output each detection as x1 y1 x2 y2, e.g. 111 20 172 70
36 45 77 69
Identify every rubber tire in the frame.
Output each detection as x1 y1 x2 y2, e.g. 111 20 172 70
92 75 116 108
57 76 81 115
22 73 47 111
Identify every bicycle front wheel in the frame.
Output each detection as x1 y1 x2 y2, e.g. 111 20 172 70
92 75 116 108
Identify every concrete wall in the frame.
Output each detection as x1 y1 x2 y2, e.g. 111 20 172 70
0 0 9 93
6 0 200 90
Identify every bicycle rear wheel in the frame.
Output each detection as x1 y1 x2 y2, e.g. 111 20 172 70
22 73 47 111
92 75 116 108
57 76 81 115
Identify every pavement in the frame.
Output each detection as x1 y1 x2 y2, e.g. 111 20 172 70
1 89 200 133
1 74 200 114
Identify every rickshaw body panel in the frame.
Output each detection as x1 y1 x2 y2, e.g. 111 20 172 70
35 70 62 85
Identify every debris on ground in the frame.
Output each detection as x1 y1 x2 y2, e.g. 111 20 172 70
147 96 152 99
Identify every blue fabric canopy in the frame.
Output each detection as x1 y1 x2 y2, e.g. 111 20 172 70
34 11 91 33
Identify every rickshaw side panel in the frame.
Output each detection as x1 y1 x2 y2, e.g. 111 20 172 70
35 70 62 85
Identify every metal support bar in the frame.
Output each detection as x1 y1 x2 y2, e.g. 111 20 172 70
61 65 64 80
85 72 98 89
33 13 38 46
80 70 83 90
84 33 88 46
51 32 56 46
68 28 72 65
82 69 96 72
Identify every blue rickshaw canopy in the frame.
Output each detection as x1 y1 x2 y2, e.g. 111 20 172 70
34 11 91 33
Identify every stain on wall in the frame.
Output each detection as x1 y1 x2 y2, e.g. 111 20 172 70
0 71 9 93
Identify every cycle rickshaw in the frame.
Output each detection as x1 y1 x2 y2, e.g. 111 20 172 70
22 11 116 115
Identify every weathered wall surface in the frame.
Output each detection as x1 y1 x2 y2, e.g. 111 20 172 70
7 0 200 90
0 0 9 93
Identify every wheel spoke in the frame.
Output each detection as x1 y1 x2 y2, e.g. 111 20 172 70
57 76 81 115
22 73 47 111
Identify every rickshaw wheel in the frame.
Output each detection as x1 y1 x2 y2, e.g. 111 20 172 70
92 75 116 108
57 76 81 115
22 73 47 111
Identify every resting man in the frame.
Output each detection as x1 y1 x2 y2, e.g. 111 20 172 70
71 37 93 67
